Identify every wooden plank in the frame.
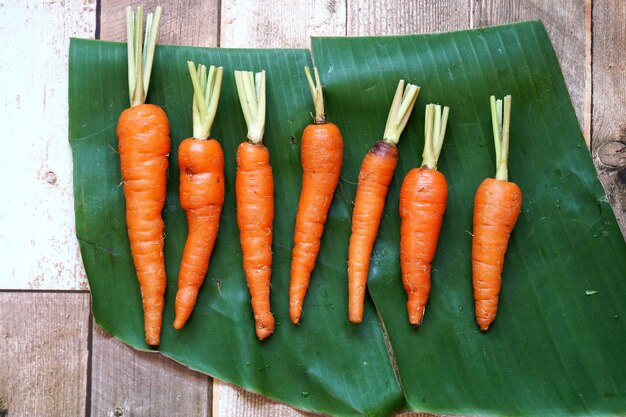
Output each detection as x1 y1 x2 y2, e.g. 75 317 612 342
90 324 210 417
347 0 471 35
474 0 586 132
0 0 95 289
220 0 347 48
591 0 626 234
212 380 318 417
0 292 90 416
99 0 219 46
584 0 592 145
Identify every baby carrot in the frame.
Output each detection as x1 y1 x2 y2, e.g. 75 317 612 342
116 6 169 346
173 62 224 330
399 103 450 325
234 70 275 340
348 80 420 323
472 95 522 331
289 67 343 324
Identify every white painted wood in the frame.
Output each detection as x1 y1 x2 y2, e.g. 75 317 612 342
0 0 96 289
220 0 347 48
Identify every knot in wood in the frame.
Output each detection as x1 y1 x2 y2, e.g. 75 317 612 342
596 140 626 168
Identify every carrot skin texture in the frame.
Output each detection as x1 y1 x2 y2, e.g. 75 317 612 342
399 167 447 325
236 141 275 339
290 122 343 324
117 103 171 346
174 138 225 330
348 140 398 323
472 177 522 330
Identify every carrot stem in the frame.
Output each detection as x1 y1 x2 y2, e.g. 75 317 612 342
188 62 223 140
126 5 162 107
382 80 420 145
305 66 326 123
421 104 450 170
235 70 266 144
490 95 512 181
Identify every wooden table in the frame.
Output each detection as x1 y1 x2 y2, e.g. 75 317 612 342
1 0 624 416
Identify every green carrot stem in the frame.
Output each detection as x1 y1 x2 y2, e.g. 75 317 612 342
421 104 450 170
382 80 420 145
188 61 223 140
490 95 512 181
304 66 326 123
235 70 266 144
126 5 162 107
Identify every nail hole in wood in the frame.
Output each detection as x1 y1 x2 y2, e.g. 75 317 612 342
43 170 57 185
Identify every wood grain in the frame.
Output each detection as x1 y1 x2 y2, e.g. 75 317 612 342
347 0 471 35
0 0 95 290
90 324 211 417
99 0 219 46
213 380 319 417
474 0 586 131
591 0 626 234
220 0 347 48
0 292 90 416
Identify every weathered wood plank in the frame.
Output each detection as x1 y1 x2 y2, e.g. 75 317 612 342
220 0 347 48
212 380 319 417
99 0 219 46
591 0 626 234
474 0 586 132
347 0 471 35
0 0 95 289
0 292 90 416
90 324 211 417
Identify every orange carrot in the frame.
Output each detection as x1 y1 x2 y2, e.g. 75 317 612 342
399 103 450 325
289 67 343 324
472 95 522 331
234 70 275 339
173 62 224 330
348 80 420 323
116 6 169 346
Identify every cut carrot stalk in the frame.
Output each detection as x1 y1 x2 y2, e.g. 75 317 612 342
174 62 224 330
399 103 450 325
116 5 169 346
472 95 522 331
348 80 420 323
234 69 275 340
289 67 343 324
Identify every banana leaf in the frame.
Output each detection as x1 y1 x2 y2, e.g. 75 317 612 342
69 20 626 417
311 21 626 416
70 40 402 416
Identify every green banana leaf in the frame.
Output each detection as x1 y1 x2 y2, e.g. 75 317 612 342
312 22 626 416
69 20 626 417
70 41 402 416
